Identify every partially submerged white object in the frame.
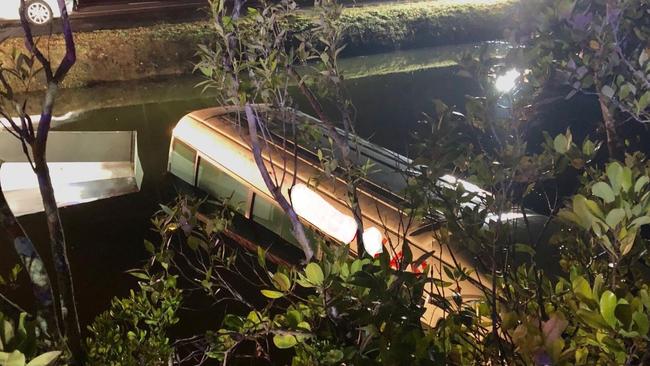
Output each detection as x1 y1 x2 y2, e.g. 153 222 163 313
0 131 143 216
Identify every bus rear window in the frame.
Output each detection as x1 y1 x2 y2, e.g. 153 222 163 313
169 139 196 184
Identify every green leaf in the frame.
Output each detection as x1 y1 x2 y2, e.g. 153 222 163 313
257 246 266 268
159 204 175 217
592 182 616 203
607 162 624 193
600 236 617 256
618 83 636 100
26 351 61 366
572 276 592 301
601 85 615 99
273 334 297 349
633 312 649 335
582 139 596 156
585 198 605 219
272 272 291 292
128 271 150 281
350 259 363 274
340 263 350 279
605 208 626 228
640 289 650 309
577 309 608 329
246 311 263 325
621 167 633 192
592 274 604 300
553 134 569 154
571 195 595 229
296 276 314 288
6 351 26 366
144 240 156 254
575 347 589 365
296 321 311 331
304 263 324 286
634 176 649 193
261 289 284 299
323 349 344 363
630 216 650 228
600 290 618 328
638 91 650 113
619 230 637 256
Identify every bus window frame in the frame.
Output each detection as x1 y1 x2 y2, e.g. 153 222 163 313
195 152 266 218
171 129 391 252
168 137 199 186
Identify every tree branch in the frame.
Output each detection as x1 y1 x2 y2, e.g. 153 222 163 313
245 104 314 262
16 0 84 362
0 174 60 338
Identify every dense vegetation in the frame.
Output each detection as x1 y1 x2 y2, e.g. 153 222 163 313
1 0 649 365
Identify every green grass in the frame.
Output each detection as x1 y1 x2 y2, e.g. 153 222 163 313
0 0 516 90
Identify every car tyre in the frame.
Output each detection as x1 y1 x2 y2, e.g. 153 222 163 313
24 0 53 26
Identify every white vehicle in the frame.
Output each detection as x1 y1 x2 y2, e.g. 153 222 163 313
0 0 75 26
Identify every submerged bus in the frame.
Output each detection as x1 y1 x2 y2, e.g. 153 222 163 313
167 106 546 324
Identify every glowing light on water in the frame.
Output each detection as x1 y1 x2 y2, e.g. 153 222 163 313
494 69 521 93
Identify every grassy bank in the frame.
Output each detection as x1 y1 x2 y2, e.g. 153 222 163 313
0 0 515 91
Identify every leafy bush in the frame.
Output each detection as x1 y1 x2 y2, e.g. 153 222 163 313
85 272 182 366
0 312 61 366
206 243 434 364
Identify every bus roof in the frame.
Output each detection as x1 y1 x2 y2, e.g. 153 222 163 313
179 106 490 208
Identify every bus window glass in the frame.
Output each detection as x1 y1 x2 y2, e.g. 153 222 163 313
169 139 196 184
197 160 249 214
252 196 297 245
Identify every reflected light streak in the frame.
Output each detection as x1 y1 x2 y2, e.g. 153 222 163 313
0 162 130 191
484 211 525 224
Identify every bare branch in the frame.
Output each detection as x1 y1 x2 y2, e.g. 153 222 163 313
0 171 61 338
245 104 314 262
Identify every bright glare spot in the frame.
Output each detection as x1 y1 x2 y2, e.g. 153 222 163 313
494 69 521 93
291 183 358 244
362 227 384 257
484 211 525 224
440 174 487 195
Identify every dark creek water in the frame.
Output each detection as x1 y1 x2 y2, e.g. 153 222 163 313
0 41 600 330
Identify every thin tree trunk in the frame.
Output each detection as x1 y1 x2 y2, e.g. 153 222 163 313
0 175 61 338
289 68 366 256
599 94 624 161
14 1 83 362
245 104 314 262
32 151 83 363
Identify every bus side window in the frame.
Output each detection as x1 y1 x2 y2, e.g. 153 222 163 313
197 159 249 215
252 195 297 246
169 139 197 185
